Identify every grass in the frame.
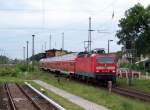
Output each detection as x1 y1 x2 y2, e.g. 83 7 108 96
117 77 150 93
0 77 23 83
0 65 150 110
37 73 150 110
29 82 84 110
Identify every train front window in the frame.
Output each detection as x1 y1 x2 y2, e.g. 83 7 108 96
96 57 113 64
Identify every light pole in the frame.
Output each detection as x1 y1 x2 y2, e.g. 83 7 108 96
49 34 51 50
88 17 95 52
108 40 113 53
26 41 29 71
32 34 35 71
23 46 25 63
44 42 47 51
32 35 35 57
62 32 64 51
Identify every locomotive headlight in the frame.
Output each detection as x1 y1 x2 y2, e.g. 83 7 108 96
107 66 115 69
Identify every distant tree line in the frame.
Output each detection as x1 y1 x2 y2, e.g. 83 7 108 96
116 3 150 57
0 55 22 64
0 53 45 65
0 56 9 64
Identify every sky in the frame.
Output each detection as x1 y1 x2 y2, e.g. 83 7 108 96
0 0 150 59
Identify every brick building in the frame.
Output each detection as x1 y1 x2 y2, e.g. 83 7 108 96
45 49 68 58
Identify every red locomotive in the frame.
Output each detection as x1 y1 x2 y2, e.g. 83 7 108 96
40 50 117 83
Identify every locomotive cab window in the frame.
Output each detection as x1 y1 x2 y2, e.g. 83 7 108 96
96 57 114 64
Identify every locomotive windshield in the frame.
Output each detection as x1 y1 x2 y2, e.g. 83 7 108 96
96 57 114 64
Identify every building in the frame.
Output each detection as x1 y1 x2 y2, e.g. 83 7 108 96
135 55 150 70
45 49 68 58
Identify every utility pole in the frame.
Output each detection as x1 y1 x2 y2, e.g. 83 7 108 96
125 40 133 86
26 41 29 71
49 34 51 50
42 44 44 52
3 49 5 64
23 46 25 63
108 40 109 54
44 42 47 50
32 35 35 57
32 34 35 71
84 41 88 52
62 32 64 50
108 40 113 53
88 17 93 52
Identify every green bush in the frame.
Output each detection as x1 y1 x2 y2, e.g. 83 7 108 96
0 67 18 77
15 64 37 72
17 64 27 72
0 63 39 78
131 64 140 71
119 63 141 71
119 63 129 68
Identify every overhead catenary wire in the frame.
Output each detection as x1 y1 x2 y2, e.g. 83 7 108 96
0 0 118 30
0 0 117 12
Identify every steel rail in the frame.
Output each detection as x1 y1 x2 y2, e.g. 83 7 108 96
16 83 42 110
112 87 150 102
4 83 17 110
25 82 66 110
114 87 150 97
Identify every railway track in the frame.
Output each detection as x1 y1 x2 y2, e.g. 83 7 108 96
67 75 150 102
112 86 150 102
3 83 58 110
72 76 150 102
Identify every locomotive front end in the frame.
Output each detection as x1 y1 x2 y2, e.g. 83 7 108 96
95 55 117 83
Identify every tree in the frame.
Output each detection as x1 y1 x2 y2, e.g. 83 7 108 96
0 56 9 64
30 53 45 61
116 3 150 56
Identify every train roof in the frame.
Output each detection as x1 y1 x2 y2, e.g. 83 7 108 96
41 53 79 62
40 52 116 62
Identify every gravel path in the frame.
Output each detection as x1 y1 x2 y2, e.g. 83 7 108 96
33 80 109 110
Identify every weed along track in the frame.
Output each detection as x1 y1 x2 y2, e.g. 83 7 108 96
1 83 62 110
70 74 150 102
